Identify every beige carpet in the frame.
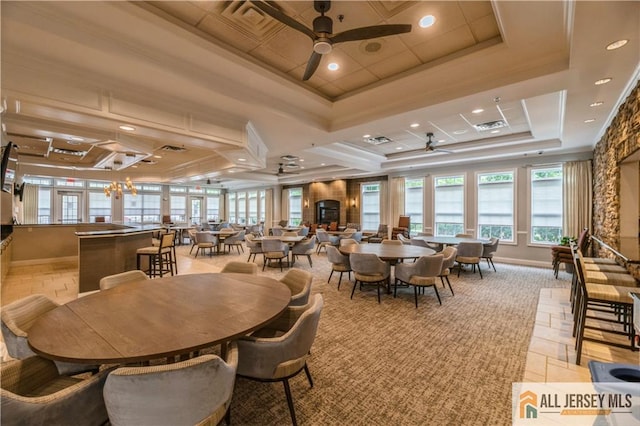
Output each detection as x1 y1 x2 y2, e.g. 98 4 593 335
185 247 569 425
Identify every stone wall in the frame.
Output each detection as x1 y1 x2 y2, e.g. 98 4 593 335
592 79 639 277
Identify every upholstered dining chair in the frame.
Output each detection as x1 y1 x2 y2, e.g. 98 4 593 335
280 268 313 306
193 231 218 258
104 344 238 426
455 233 473 238
136 231 176 277
367 224 388 244
244 233 264 263
99 270 149 290
291 235 316 267
283 231 300 237
326 245 351 290
397 234 411 245
339 237 358 247
187 228 198 254
271 227 285 236
0 294 99 376
221 261 258 275
349 252 391 304
315 229 339 254
262 238 290 271
223 230 245 254
1 356 113 426
236 294 323 426
394 254 444 308
455 241 484 279
481 237 500 272
438 246 458 295
381 239 402 246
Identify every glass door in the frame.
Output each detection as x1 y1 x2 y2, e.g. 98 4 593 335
189 197 203 225
55 191 84 223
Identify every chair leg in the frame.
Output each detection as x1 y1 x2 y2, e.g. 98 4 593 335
477 262 483 279
446 276 454 295
224 406 231 426
433 285 442 305
377 282 381 304
303 363 314 388
457 262 462 277
337 272 343 290
413 286 419 308
328 270 334 283
350 280 358 299
307 255 312 267
283 379 298 426
262 259 267 271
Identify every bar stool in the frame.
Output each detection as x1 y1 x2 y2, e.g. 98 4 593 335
137 232 176 278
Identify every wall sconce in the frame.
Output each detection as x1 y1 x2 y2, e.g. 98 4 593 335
351 198 357 208
304 199 309 208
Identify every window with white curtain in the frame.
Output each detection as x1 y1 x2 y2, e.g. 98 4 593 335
248 191 258 224
434 175 464 236
228 193 236 224
361 183 381 231
531 166 563 244
123 193 161 224
405 178 424 235
206 189 220 221
169 195 187 223
477 171 514 241
237 191 247 224
288 188 303 226
88 191 112 222
259 190 266 223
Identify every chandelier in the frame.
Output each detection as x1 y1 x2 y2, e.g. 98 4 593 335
104 177 137 199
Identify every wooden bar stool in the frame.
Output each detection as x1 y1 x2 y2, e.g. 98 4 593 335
137 232 176 278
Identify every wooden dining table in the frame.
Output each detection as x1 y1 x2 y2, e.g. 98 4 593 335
28 273 291 365
411 235 490 247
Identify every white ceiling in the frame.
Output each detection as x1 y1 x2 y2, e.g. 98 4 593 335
1 1 639 190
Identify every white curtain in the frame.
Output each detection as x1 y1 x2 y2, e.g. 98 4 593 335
23 183 39 224
379 180 389 235
281 188 289 225
391 177 405 227
264 189 273 234
563 160 593 238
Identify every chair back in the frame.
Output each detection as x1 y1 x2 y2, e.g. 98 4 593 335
278 220 289 227
328 222 338 231
398 234 411 245
160 232 175 250
414 255 444 278
440 246 458 270
100 270 149 291
482 237 500 257
315 229 330 243
339 238 358 247
377 224 388 236
292 236 316 254
280 269 313 306
382 239 402 245
350 252 387 275
298 226 310 237
262 238 287 253
221 261 258 275
410 238 429 247
195 231 215 244
283 231 299 237
104 346 238 426
162 215 173 224
271 227 284 236
1 295 59 360
456 241 483 259
226 230 245 243
397 215 410 228
326 245 349 267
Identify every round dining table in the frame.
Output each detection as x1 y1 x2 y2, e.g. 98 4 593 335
28 273 291 364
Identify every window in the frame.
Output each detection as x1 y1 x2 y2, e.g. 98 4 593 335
228 193 236 224
361 183 381 231
288 188 302 226
477 171 514 241
37 187 52 224
88 191 112 223
206 189 220 222
405 178 424 235
237 192 247 224
259 190 266 223
434 175 464 236
248 191 258 225
531 167 563 244
170 195 187 223
123 193 161 224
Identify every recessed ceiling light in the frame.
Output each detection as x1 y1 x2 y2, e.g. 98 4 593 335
490 130 500 134
363 134 371 138
452 130 467 135
66 140 82 145
472 108 484 114
119 125 136 131
606 39 628 50
419 15 436 28
396 146 403 150
590 101 604 107
594 78 612 85
410 123 420 128
321 163 326 166
153 155 162 159
69 136 84 142
438 139 446 143
584 118 596 123
300 166 305 169
299 158 304 162
238 158 246 162
229 170 235 173
327 63 339 71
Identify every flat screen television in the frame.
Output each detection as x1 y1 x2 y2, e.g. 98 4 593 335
1 141 17 193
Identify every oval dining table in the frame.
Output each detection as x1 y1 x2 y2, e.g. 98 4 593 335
339 243 436 293
28 273 291 365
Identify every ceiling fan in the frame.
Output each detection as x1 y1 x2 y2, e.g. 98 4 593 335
276 163 300 176
250 0 412 81
425 132 453 153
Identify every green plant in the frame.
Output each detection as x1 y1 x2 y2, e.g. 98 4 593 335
559 236 575 246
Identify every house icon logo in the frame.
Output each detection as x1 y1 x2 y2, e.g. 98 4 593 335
519 390 538 419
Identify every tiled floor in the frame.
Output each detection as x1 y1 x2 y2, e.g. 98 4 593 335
2 247 638 379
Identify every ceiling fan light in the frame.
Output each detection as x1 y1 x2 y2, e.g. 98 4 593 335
314 40 332 54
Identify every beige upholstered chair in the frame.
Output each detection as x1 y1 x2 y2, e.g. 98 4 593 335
391 215 410 239
271 227 284 236
339 237 358 247
455 241 484 279
0 294 98 376
280 268 313 306
223 230 245 254
187 228 198 254
262 239 290 271
104 344 238 426
221 261 258 275
381 239 402 246
236 294 323 426
1 356 113 426
193 231 218 258
278 219 289 227
349 252 390 303
438 246 458 295
394 255 444 307
291 236 316 267
326 245 351 290
136 231 176 277
315 229 339 254
298 226 310 237
481 237 500 272
99 270 149 290
244 233 264 263
397 234 411 245
283 231 299 237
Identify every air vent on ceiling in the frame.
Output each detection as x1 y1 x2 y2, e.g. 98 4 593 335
280 154 299 162
139 159 157 165
160 145 186 152
51 147 87 156
473 120 507 131
365 136 392 145
284 162 299 169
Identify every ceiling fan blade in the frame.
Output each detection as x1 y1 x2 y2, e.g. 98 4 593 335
250 1 316 39
302 51 322 81
330 24 412 44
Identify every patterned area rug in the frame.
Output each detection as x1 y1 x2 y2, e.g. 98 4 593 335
186 249 568 425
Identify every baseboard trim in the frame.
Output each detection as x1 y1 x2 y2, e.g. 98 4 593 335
10 256 77 267
493 256 552 269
